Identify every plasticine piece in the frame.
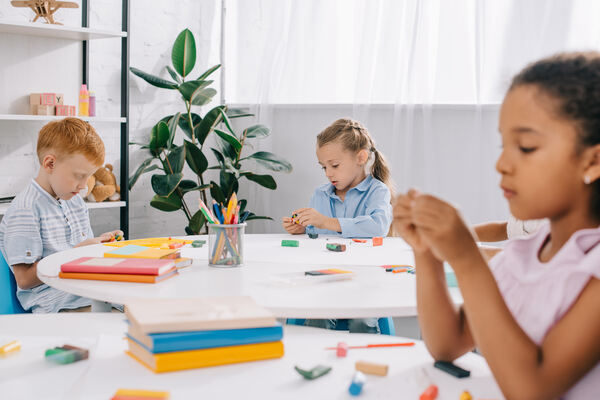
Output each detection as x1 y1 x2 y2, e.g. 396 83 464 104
115 233 123 241
355 360 388 376
326 243 346 252
372 237 383 246
294 365 332 380
282 239 300 247
419 384 438 400
336 342 348 357
169 242 184 249
433 360 470 378
348 371 366 396
459 391 473 400
0 340 20 355
308 232 319 239
352 239 367 243
192 240 206 248
291 213 301 225
45 345 89 365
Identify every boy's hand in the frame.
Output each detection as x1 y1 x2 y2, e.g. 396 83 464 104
393 189 429 253
409 193 478 264
293 208 327 229
99 230 125 243
282 217 305 234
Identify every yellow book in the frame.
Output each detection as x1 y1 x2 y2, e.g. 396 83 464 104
104 245 180 260
126 338 284 373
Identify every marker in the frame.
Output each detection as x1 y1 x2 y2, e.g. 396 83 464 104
0 340 21 355
325 342 414 350
212 200 224 224
198 199 217 224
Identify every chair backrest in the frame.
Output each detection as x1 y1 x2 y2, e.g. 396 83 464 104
0 252 27 314
286 317 396 336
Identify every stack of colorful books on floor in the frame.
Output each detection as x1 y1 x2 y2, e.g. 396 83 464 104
124 296 284 373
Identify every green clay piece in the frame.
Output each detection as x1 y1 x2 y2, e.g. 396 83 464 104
326 243 346 252
295 365 332 380
282 240 299 247
308 233 318 239
45 347 87 365
192 240 206 248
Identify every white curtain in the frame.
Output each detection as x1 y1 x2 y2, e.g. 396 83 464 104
223 0 600 233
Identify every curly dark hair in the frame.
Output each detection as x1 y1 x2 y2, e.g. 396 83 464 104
510 52 600 219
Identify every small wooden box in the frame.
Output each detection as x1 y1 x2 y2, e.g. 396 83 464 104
36 105 54 115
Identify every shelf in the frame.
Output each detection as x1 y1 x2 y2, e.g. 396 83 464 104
0 114 126 123
0 201 126 216
0 21 126 40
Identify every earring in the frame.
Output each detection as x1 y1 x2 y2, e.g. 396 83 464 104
584 175 591 184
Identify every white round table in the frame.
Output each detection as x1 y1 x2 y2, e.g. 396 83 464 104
37 234 463 318
0 314 503 400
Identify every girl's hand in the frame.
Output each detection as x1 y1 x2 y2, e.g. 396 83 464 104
282 217 305 234
410 193 478 264
294 208 327 229
393 189 429 253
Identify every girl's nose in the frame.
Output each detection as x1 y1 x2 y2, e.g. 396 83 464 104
495 149 512 175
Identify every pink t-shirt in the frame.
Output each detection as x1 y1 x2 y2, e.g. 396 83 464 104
489 223 600 399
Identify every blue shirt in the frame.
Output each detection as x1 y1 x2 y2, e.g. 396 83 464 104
306 175 392 238
0 180 93 313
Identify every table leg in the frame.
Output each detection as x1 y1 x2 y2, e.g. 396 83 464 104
91 300 112 312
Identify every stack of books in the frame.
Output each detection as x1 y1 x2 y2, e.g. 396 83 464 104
124 296 284 373
59 257 178 283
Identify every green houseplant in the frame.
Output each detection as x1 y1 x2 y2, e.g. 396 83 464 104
128 29 292 234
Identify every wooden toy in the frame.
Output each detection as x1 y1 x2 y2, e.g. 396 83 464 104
336 342 348 357
294 365 332 380
326 243 346 252
56 104 76 116
281 239 299 247
348 371 366 396
308 232 318 239
35 105 54 115
355 360 388 376
372 237 383 246
11 1 79 25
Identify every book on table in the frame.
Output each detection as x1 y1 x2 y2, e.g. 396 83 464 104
58 269 177 283
104 244 180 260
124 296 278 334
61 257 176 275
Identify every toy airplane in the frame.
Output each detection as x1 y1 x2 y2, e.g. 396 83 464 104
11 0 79 25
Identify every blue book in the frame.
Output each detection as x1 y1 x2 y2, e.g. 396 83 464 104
126 323 283 354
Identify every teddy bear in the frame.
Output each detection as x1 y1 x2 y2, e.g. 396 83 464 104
84 164 121 202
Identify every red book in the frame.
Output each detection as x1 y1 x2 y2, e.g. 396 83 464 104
61 257 175 276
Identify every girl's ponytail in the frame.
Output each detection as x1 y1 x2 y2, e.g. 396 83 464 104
371 147 395 199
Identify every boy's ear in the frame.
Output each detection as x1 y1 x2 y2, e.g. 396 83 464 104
583 144 600 184
41 154 57 172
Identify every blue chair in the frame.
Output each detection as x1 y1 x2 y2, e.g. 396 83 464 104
287 317 395 336
0 252 27 314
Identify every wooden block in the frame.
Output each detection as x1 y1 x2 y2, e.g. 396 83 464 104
29 93 42 105
355 360 388 376
67 105 76 116
36 105 54 115
40 93 63 105
55 104 69 116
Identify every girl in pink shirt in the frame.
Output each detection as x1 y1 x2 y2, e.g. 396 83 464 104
394 52 600 399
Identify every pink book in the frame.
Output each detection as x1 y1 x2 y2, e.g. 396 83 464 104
61 257 176 276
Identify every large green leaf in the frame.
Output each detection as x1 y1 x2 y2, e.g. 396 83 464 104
166 112 181 149
219 141 237 161
210 180 225 204
196 64 221 81
184 140 208 175
130 67 178 89
238 199 247 214
219 109 236 136
129 157 159 189
188 210 207 234
243 151 292 172
244 124 270 139
149 121 170 150
191 88 217 106
220 170 238 199
151 173 183 196
165 145 185 174
211 147 225 166
226 108 254 119
150 192 182 212
242 172 277 190
178 113 202 141
196 106 225 144
245 214 273 221
165 66 182 84
214 129 242 152
171 29 196 78
178 80 213 103
179 180 211 194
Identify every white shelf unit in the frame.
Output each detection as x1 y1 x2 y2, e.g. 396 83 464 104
0 2 130 236
0 201 126 216
0 21 126 40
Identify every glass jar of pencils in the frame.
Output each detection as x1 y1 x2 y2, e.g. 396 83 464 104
208 223 246 267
